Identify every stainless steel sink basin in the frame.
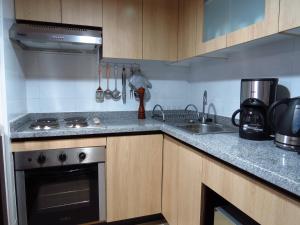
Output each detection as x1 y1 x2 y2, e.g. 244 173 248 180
176 122 236 134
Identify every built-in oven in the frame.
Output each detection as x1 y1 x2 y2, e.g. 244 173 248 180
14 147 106 225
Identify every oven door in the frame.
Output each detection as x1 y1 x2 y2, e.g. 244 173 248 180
16 163 102 225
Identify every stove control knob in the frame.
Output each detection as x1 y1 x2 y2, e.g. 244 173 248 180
37 154 46 164
58 153 67 162
79 152 86 162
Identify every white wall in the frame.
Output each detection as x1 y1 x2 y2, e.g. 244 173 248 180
24 37 300 118
2 3 27 120
24 52 190 113
0 0 6 129
0 0 26 224
189 38 300 117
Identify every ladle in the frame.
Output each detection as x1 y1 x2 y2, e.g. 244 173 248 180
112 65 121 101
104 63 112 100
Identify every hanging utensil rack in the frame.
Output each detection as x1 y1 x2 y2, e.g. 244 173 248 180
96 62 141 103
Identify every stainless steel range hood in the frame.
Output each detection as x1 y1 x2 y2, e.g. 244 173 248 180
9 23 102 54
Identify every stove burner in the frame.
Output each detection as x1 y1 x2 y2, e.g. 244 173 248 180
30 118 59 130
64 117 88 128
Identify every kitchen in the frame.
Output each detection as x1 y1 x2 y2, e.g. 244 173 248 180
0 0 300 225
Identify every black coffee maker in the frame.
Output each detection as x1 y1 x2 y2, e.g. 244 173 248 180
232 78 278 140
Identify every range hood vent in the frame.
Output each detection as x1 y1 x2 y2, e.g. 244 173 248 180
9 23 102 54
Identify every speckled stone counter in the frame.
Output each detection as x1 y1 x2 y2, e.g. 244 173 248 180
162 124 300 198
10 112 300 197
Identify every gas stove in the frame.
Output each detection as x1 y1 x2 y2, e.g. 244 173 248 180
64 116 88 128
30 118 59 130
29 116 101 130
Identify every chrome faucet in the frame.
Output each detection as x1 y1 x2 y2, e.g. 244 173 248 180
184 104 200 120
201 90 208 124
152 104 165 122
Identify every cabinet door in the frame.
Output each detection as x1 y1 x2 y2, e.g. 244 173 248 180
202 156 300 225
162 136 203 225
62 0 103 27
178 0 198 60
106 135 163 222
196 0 227 55
103 0 142 59
177 144 202 225
162 137 179 225
227 0 280 47
143 0 178 61
279 0 300 32
15 0 61 23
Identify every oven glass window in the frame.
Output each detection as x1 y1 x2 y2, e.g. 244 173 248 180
25 164 99 225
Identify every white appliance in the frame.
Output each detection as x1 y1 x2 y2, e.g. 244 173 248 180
214 207 242 225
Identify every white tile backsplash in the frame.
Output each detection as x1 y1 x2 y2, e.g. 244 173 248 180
24 51 190 113
24 38 300 117
189 38 300 117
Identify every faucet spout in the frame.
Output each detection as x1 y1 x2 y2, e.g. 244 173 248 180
185 104 200 120
201 90 208 124
152 104 165 122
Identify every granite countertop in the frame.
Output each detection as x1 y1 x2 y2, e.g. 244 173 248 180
10 112 300 197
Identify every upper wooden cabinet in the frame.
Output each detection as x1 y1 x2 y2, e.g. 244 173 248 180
143 0 179 61
178 0 198 60
103 0 142 59
226 0 280 47
15 0 61 23
106 135 163 222
162 136 203 225
15 0 102 27
196 0 226 55
61 0 103 27
279 0 300 32
196 0 280 54
15 0 293 59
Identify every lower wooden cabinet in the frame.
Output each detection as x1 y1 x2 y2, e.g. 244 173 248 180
162 136 203 225
106 134 163 222
202 156 300 225
162 136 180 225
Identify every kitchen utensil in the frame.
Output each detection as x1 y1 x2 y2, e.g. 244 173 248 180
130 66 134 99
112 65 121 101
130 89 134 99
104 63 112 99
268 97 300 151
128 67 152 102
137 87 145 119
96 64 104 103
122 66 126 104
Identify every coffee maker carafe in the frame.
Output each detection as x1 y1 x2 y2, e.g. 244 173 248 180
232 78 278 140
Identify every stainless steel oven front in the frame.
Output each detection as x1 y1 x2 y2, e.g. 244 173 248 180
14 147 106 225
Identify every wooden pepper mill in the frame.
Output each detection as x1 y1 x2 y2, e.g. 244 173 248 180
137 87 145 119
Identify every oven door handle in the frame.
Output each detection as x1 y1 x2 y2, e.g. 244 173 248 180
27 165 99 177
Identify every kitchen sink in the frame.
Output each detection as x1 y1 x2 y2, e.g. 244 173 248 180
175 122 236 134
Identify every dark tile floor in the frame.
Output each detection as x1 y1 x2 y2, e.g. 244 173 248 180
137 221 167 225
